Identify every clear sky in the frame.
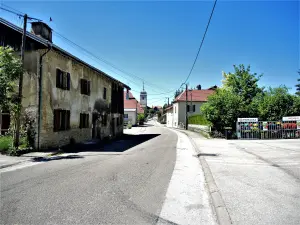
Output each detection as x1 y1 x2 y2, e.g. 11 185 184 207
1 0 299 107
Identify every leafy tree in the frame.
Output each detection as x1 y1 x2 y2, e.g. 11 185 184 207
296 70 300 96
174 89 182 99
222 64 263 116
0 46 22 109
201 88 243 132
254 86 295 121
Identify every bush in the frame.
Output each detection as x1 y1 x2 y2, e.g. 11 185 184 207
0 135 13 154
188 114 211 126
0 135 28 155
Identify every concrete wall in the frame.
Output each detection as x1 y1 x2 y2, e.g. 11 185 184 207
166 109 173 127
35 49 122 149
173 103 179 127
124 110 137 126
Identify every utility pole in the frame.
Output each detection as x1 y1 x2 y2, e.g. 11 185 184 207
167 97 169 106
14 14 27 148
190 92 193 113
185 84 188 130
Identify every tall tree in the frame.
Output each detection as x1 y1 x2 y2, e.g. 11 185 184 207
222 64 263 116
296 70 300 96
174 89 182 99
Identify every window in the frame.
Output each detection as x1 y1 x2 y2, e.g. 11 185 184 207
103 87 107 99
80 79 91 96
79 113 89 128
56 69 70 90
174 107 176 113
102 114 107 126
142 96 145 100
124 114 128 119
53 109 70 132
193 105 196 112
187 105 190 112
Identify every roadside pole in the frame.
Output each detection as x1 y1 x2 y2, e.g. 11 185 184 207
185 84 188 130
14 14 27 148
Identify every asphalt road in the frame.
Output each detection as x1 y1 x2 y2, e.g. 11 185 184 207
0 125 178 225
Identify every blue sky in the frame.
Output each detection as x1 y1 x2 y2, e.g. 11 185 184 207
1 0 299 106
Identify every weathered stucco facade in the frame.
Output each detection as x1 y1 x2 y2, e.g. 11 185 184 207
1 18 127 150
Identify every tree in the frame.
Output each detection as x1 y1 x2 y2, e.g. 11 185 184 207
174 89 182 99
0 46 22 109
201 88 243 132
222 64 263 116
254 86 299 121
296 70 300 96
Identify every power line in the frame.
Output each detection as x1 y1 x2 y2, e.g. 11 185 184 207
0 5 42 21
182 0 218 84
53 30 173 94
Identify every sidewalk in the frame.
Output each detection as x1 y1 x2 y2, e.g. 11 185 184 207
180 129 300 225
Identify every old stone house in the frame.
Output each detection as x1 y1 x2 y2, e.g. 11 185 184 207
0 18 129 149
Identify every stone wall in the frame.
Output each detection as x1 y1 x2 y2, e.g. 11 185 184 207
37 49 123 149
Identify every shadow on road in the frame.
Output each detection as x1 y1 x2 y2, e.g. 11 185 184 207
31 155 84 162
60 134 161 154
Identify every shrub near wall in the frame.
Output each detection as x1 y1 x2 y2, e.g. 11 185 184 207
188 114 211 126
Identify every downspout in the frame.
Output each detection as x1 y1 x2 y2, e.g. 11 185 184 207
37 45 52 151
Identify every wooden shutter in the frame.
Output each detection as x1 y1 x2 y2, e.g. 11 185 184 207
53 110 60 132
56 69 61 88
79 113 82 129
187 105 190 112
87 81 91 96
67 73 71 90
66 110 70 130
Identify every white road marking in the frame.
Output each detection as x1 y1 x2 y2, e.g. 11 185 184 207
0 161 43 173
157 130 216 225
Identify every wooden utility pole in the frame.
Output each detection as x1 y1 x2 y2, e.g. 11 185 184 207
167 97 169 106
185 84 188 130
190 92 193 113
15 14 27 148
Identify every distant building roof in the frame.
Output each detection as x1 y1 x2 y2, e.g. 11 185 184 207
174 89 215 102
124 91 144 113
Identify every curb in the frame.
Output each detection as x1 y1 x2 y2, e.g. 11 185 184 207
180 131 232 225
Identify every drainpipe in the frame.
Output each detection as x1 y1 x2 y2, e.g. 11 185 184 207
37 45 52 151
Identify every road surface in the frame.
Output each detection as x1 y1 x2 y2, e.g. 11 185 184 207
0 124 216 225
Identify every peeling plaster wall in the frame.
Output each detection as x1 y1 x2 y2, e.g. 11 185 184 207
38 50 121 148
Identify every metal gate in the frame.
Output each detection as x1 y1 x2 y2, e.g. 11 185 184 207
237 117 300 140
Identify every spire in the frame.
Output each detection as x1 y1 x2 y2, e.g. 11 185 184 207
143 81 145 91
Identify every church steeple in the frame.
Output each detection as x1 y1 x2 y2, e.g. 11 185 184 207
140 81 147 108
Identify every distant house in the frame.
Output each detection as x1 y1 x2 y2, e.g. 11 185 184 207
0 18 130 149
124 91 144 126
166 89 215 128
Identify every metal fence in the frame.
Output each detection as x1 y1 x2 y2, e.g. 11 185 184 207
237 121 300 140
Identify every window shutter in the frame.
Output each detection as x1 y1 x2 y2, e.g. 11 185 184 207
87 81 91 96
53 110 60 132
187 105 190 112
56 69 61 88
87 114 89 128
79 113 82 129
67 73 71 90
66 110 70 129
193 105 195 112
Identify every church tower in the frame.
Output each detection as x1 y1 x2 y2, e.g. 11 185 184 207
140 82 147 108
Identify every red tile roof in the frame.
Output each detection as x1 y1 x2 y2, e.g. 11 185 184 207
124 91 144 113
175 89 215 102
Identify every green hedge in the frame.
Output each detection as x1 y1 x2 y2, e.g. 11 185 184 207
188 114 211 126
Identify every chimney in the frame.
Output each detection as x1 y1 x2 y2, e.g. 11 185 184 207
31 22 52 42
